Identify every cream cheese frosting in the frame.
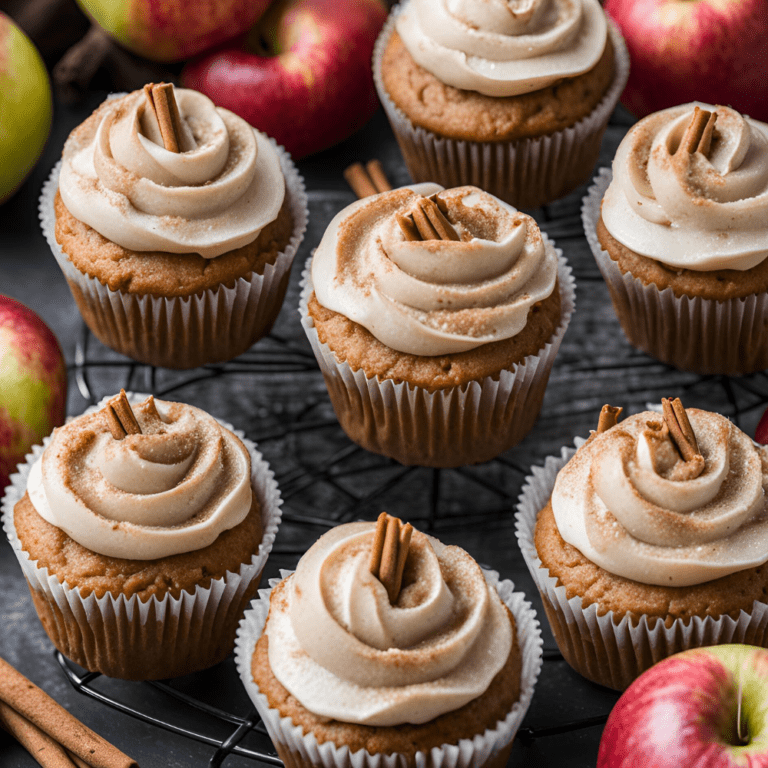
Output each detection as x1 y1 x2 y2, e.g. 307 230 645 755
265 521 513 726
395 0 607 97
602 103 768 271
312 185 558 356
27 397 253 560
58 88 285 258
551 410 768 587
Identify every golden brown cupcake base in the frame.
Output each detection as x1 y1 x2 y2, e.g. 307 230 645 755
596 212 768 375
307 286 561 467
14 492 265 680
381 31 615 143
534 499 768 689
252 579 521 764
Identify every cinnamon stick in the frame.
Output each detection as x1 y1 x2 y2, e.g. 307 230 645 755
0 657 138 768
419 197 459 241
144 82 182 153
396 213 421 242
0 701 78 768
365 160 392 193
677 107 717 156
397 197 460 242
596 405 623 433
103 390 142 440
369 513 413 604
661 397 701 462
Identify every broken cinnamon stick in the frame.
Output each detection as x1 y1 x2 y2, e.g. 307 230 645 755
0 657 138 768
344 161 392 199
369 512 413 604
596 405 623 433
661 397 701 462
397 197 460 242
677 107 717 156
103 390 142 440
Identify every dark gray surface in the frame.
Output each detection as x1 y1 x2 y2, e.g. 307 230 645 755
2 95 768 768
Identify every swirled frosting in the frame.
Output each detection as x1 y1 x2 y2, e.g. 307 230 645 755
551 410 768 587
265 521 512 725
58 88 285 258
312 185 558 355
27 397 253 560
395 0 607 97
602 103 768 271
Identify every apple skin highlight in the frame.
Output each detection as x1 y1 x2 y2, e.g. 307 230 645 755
598 645 768 768
605 0 768 121
181 0 388 159
75 0 272 62
0 297 67 492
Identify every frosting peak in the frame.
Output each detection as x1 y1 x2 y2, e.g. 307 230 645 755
395 0 607 97
59 88 285 258
27 397 253 560
602 103 768 271
312 185 558 356
265 522 512 725
552 410 768 586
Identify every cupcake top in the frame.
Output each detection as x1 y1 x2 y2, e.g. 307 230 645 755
264 514 513 726
395 0 607 97
311 184 558 356
26 392 253 560
552 400 768 587
58 84 285 258
602 103 768 271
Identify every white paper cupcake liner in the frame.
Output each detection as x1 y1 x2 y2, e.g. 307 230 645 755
299 246 575 468
1 393 283 680
582 167 768 375
373 7 629 210
235 569 542 768
514 440 768 691
40 138 308 370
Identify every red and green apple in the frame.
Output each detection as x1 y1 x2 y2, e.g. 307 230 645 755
599 644 768 767
0 297 67 493
74 0 272 62
181 0 388 159
0 12 52 205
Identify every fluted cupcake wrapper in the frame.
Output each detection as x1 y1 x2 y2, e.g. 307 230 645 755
39 139 308 370
514 441 768 691
582 167 768 375
235 570 542 768
1 393 283 681
299 247 575 468
373 7 629 210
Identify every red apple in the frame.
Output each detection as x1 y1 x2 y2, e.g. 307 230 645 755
605 0 768 121
598 645 768 767
0 297 67 492
757 408 768 445
181 0 388 159
75 0 273 62
0 12 52 204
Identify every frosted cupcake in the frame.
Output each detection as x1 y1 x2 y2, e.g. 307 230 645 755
583 103 768 374
516 400 768 691
237 514 541 768
1 392 281 680
374 0 629 209
300 184 575 467
42 83 307 369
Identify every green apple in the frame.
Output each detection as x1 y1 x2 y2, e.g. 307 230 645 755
0 13 52 204
75 0 272 62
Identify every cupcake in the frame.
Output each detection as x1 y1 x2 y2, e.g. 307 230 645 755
1 391 281 680
516 399 768 691
236 513 542 768
374 0 629 210
583 102 768 375
41 83 308 370
300 184 575 467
